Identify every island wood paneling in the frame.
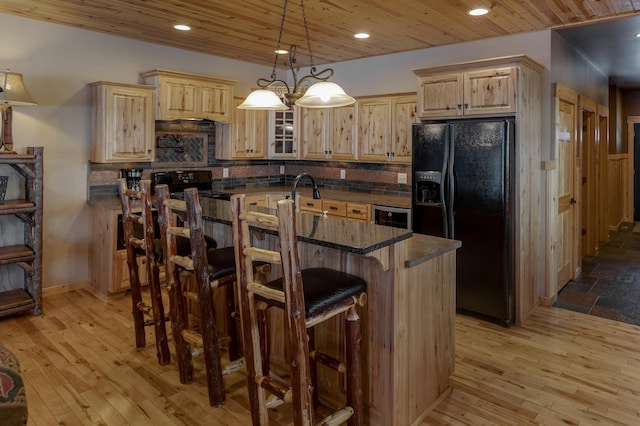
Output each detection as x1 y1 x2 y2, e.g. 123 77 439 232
205 220 456 425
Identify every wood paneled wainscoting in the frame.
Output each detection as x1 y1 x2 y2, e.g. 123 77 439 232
608 153 629 229
2 289 640 425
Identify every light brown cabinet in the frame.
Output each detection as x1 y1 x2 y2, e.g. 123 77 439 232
216 98 268 159
140 69 236 123
89 206 160 296
300 105 357 161
0 148 43 318
297 196 371 223
358 94 417 163
90 82 155 163
416 66 516 118
297 196 323 214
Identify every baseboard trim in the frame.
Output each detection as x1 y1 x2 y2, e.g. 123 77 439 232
42 281 89 297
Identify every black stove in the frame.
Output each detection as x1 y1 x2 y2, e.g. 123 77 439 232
151 170 232 200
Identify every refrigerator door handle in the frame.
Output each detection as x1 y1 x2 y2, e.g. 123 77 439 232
440 124 450 238
447 123 455 239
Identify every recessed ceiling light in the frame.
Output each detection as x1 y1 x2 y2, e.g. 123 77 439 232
174 24 191 31
354 33 370 39
468 8 489 16
275 49 288 54
635 33 640 38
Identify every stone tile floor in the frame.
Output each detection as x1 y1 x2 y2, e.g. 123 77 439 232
554 222 640 325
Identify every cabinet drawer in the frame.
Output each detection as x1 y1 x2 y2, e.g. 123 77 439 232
245 194 268 208
322 199 347 217
298 196 323 213
347 202 371 222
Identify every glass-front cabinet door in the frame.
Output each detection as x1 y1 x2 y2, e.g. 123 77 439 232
269 109 298 158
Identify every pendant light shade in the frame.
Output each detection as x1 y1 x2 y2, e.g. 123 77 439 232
237 89 288 110
239 0 353 110
295 81 356 108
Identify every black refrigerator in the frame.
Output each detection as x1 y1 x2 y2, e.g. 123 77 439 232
412 118 515 326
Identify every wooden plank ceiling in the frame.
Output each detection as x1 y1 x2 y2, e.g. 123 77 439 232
1 0 640 67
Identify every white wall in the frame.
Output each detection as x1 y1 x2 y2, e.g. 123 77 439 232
0 13 272 289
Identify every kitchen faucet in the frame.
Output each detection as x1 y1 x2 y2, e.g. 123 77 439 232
291 172 321 202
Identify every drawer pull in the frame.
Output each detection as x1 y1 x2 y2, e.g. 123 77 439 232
352 209 361 214
250 202 258 206
330 206 338 210
306 203 314 207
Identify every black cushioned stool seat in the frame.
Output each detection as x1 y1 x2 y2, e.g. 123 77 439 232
262 268 366 317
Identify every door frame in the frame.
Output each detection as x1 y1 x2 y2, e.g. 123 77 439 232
627 116 639 222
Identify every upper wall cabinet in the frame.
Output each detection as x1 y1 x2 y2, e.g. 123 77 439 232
269 109 298 159
216 98 268 160
140 69 237 123
358 94 417 163
415 64 517 119
90 81 155 163
300 105 357 161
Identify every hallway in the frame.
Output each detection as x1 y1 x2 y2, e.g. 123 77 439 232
554 222 640 325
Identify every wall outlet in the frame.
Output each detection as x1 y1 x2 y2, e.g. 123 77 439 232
280 165 285 174
397 172 407 184
340 169 346 179
222 168 229 178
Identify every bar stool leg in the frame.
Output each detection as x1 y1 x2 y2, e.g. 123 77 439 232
345 305 363 426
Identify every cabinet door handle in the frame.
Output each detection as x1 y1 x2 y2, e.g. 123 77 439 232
457 104 461 110
464 103 468 109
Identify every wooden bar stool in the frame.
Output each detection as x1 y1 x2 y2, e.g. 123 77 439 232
156 184 243 407
117 178 170 365
231 194 366 426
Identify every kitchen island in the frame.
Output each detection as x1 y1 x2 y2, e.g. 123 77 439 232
88 194 459 425
199 197 460 426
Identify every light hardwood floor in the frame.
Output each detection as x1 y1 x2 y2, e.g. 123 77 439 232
2 288 640 425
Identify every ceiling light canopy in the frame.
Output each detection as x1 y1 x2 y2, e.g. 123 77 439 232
238 0 355 110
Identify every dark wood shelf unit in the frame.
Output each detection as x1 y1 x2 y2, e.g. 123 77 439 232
0 147 43 318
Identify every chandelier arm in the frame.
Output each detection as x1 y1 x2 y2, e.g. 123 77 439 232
257 76 292 93
297 67 334 87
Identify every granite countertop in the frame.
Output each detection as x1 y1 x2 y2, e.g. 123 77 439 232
200 197 413 255
87 194 460 264
404 233 461 267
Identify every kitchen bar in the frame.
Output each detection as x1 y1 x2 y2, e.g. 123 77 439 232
197 197 460 426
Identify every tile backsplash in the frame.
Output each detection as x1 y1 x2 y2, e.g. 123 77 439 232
87 120 411 199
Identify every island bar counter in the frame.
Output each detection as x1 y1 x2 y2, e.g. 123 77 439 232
200 197 460 426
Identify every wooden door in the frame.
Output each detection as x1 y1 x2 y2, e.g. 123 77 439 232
300 107 328 160
556 85 579 288
231 105 250 158
329 105 357 160
464 67 517 116
358 98 389 162
249 109 268 158
597 106 609 243
580 96 597 257
417 73 463 118
391 96 417 163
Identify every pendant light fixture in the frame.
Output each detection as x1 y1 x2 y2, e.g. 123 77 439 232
238 0 355 110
